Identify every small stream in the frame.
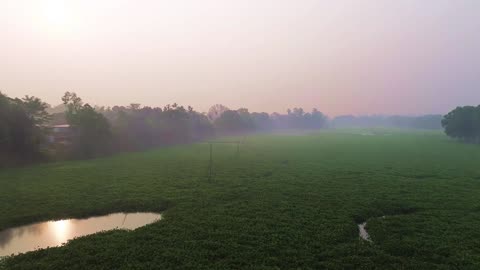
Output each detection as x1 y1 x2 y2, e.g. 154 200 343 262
358 222 372 242
0 212 161 256
358 216 387 242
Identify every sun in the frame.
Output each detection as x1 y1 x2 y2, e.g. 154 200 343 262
39 0 75 34
45 3 69 26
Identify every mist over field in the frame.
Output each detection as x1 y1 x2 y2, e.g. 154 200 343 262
1 1 480 269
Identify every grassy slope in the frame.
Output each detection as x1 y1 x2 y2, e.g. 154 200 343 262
1 130 480 269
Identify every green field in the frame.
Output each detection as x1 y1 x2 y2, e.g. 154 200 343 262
1 130 480 269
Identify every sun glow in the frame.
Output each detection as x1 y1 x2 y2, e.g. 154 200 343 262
45 4 68 25
38 0 76 35
50 220 71 244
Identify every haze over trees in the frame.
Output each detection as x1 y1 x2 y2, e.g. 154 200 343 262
102 102 213 151
0 91 330 166
207 104 230 122
331 115 443 130
2 90 478 167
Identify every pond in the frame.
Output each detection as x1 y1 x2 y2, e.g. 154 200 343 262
0 212 161 256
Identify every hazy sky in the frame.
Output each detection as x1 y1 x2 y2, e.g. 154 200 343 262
1 0 479 116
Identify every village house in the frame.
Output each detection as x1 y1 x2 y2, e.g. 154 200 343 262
47 124 72 145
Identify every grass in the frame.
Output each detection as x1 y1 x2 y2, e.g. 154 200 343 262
1 129 480 269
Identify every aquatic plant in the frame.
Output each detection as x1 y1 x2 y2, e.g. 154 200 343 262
1 129 480 269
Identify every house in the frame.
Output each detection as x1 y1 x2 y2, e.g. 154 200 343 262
47 124 73 145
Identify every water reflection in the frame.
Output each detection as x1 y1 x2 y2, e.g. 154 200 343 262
0 212 161 256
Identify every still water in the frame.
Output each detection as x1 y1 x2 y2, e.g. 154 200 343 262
358 222 372 242
0 212 161 256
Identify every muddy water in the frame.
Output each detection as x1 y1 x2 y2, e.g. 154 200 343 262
0 212 161 256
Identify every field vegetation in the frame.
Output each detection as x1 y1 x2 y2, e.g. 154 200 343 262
1 130 480 269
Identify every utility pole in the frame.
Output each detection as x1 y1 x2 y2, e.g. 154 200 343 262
208 143 213 181
206 139 244 181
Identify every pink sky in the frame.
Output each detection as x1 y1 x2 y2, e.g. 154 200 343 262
1 0 479 116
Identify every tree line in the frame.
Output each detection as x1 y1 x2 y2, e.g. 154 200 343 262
2 90 477 166
331 114 443 129
0 92 328 165
207 105 328 134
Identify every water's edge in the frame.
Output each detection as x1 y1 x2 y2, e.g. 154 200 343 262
358 222 372 242
0 212 162 256
358 216 387 242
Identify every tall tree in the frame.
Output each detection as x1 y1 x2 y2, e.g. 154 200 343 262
0 92 50 165
18 95 51 126
214 110 249 134
442 106 480 143
207 104 229 122
63 92 112 158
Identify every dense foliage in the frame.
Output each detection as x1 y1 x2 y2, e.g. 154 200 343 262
1 91 331 165
442 105 480 143
1 130 480 269
0 92 50 166
100 104 328 149
102 103 214 151
4 90 470 166
62 92 113 158
272 108 328 130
